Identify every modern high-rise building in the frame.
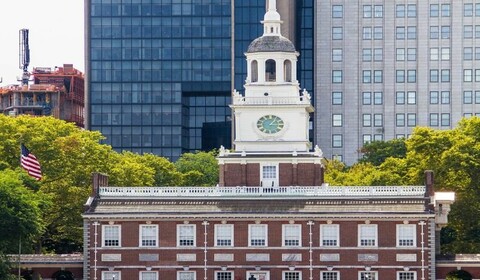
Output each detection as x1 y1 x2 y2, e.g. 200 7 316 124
315 1 480 165
85 0 312 160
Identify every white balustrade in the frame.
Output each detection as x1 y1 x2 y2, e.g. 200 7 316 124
232 96 311 106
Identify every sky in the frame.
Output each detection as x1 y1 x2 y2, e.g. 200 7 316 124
0 0 84 85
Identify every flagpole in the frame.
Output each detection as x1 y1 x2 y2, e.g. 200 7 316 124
18 236 21 280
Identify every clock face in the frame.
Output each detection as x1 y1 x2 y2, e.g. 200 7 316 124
257 115 284 134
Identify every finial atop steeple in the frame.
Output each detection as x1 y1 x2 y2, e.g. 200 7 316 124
262 0 282 36
268 0 277 12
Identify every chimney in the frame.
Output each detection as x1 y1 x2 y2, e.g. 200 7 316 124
92 172 109 197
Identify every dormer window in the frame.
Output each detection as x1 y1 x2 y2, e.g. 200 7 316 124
265 59 276 82
251 60 258 82
284 60 292 82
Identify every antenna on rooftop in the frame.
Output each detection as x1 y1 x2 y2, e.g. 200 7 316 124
18 29 30 86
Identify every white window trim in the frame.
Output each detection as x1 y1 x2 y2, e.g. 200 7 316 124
396 224 417 247
282 224 302 247
214 224 234 247
282 271 302 280
358 224 378 247
320 271 339 280
102 271 121 280
396 271 417 280
215 271 234 280
177 271 196 280
260 163 279 187
177 224 196 247
139 224 158 247
246 271 270 280
140 271 158 280
359 271 378 280
320 224 340 247
248 224 268 247
102 224 121 247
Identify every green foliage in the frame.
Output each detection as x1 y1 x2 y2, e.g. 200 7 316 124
175 151 219 186
0 254 17 280
359 138 407 166
446 270 473 280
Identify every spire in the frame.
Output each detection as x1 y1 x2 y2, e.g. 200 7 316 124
262 0 282 36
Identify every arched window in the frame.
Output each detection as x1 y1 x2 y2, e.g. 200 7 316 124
251 60 258 82
265 59 276 82
284 60 292 82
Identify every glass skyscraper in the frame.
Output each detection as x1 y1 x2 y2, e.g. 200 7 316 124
86 0 312 160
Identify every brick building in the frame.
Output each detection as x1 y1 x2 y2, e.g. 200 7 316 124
82 1 455 279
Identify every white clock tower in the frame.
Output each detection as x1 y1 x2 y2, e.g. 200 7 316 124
218 0 323 187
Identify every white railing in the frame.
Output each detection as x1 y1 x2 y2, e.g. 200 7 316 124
99 185 426 198
233 96 311 106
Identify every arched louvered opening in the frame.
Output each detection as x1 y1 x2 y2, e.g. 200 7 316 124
284 60 292 82
265 59 276 82
251 60 258 82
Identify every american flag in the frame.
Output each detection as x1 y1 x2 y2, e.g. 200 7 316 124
20 144 42 180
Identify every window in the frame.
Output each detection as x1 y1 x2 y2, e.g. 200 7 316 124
396 5 405 18
251 60 258 82
430 113 439 126
407 91 416 104
465 25 473 38
360 272 378 280
396 49 405 61
373 92 383 105
476 47 480 60
396 70 405 83
407 48 416 61
407 26 416 39
215 271 233 280
441 26 450 39
178 271 196 280
332 5 343 18
363 134 372 144
215 224 233 246
321 224 339 246
476 91 480 103
407 4 416 17
363 49 372 61
476 25 480 38
363 27 372 40
332 92 342 105
441 113 450 126
363 5 372 18
332 49 343 62
265 59 276 82
321 271 339 280
407 114 416 127
284 60 292 82
430 26 439 39
407 70 416 83
430 48 439 61
332 70 342 83
396 91 405 104
140 272 158 280
103 272 120 280
396 114 405 127
103 225 120 247
442 4 451 17
332 27 343 40
332 114 343 127
430 91 439 104
477 3 480 16
249 224 267 246
332 134 343 148
441 48 450 60
374 70 383 83
363 92 372 105
397 224 416 247
440 91 450 104
398 271 416 280
441 69 450 82
373 134 383 141
358 224 377 247
283 224 301 246
283 272 301 280
177 224 196 247
430 70 439 82
476 69 480 81
464 47 473 60
363 114 372 126
374 48 383 61
374 5 383 18
465 3 474 17
464 91 473 104
140 225 158 247
465 69 473 82
430 4 439 17
374 26 383 39
396 27 405 39
332 154 343 162
465 113 473 118
363 70 372 83
374 114 383 127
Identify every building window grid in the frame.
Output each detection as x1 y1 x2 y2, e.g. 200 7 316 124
374 92 383 105
363 114 372 127
407 48 416 61
332 49 343 62
464 47 473 60
430 48 439 61
465 69 473 82
178 224 195 247
396 5 405 18
363 92 372 105
397 224 416 247
476 48 480 60
363 5 372 18
178 271 195 280
465 3 474 17
215 224 233 247
374 70 383 83
321 271 339 280
283 224 301 247
363 70 372 83
465 25 473 39
359 224 377 247
262 165 276 179
407 114 417 127
396 48 405 61
374 5 383 18
430 4 439 17
374 114 383 127
430 113 439 127
464 91 473 104
321 224 339 247
374 26 383 40
441 91 450 104
374 48 383 61
103 225 120 247
430 69 439 82
332 27 343 40
332 5 343 18
396 114 405 127
441 48 450 60
476 91 480 103
476 69 480 82
441 70 450 82
140 225 158 247
332 70 342 83
332 114 343 127
396 70 405 83
103 272 120 280
476 25 480 38
407 4 416 17
477 3 480 16
249 224 267 246
332 92 342 105
140 272 157 280
373 134 383 141
363 134 372 144
442 4 451 17
283 272 300 280
396 91 405 104
398 271 416 280
441 113 451 126
215 271 233 280
407 70 416 83
430 91 439 104
332 134 343 148
441 26 450 39
363 27 372 40
407 26 416 39
360 272 378 280
363 48 372 61
407 91 416 104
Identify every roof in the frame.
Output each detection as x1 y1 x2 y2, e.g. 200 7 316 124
247 36 296 53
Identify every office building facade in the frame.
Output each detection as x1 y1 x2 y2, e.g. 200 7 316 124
85 0 311 160
316 1 480 165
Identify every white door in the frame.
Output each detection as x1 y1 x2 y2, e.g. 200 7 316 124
247 271 269 280
261 164 278 187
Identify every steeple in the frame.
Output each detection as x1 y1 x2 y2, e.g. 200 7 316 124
262 0 282 36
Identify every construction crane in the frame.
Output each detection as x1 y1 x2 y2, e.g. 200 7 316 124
19 29 30 86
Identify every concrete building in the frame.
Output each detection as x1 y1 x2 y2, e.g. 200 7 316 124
315 1 480 165
85 0 313 160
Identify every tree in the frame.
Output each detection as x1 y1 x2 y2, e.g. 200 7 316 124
359 138 406 166
175 151 219 186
